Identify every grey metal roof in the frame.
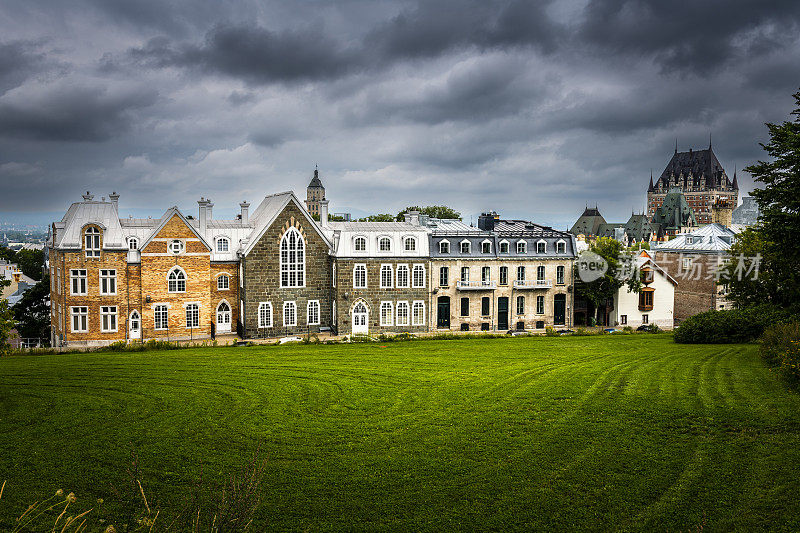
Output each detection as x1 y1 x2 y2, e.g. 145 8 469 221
54 201 127 250
656 223 736 253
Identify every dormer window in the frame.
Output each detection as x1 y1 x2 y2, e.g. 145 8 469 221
404 237 416 252
216 237 229 252
169 240 184 255
686 236 694 244
354 236 366 252
536 240 547 254
481 241 491 254
499 241 509 254
516 241 526 254
439 241 450 254
460 241 471 254
127 237 139 251
379 237 391 252
84 227 101 258
556 240 566 254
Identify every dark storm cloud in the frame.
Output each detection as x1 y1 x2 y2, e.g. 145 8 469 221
578 0 800 75
0 41 50 94
0 85 158 142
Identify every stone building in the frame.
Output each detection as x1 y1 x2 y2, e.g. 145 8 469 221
647 145 738 225
732 196 760 226
325 209 430 336
48 192 245 346
305 168 325 218
241 192 333 338
653 223 737 324
426 213 577 332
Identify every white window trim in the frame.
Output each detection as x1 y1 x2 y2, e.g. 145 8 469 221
216 236 231 253
516 240 527 254
127 236 139 251
412 264 426 288
216 272 231 290
70 306 88 333
412 300 425 326
380 263 393 289
185 302 201 329
396 264 410 288
460 239 471 254
396 301 410 326
353 235 368 253
307 300 320 326
280 227 306 288
99 268 117 296
380 300 393 326
536 295 545 315
499 239 509 253
283 300 297 327
377 235 392 253
353 263 367 289
100 306 118 333
402 235 417 253
536 239 547 254
481 239 492 254
70 269 87 296
167 266 187 293
169 239 185 255
556 239 566 254
438 239 450 254
258 302 273 328
153 304 169 330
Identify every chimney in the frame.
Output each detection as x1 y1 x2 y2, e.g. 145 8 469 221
319 199 329 227
198 197 210 234
206 199 214 221
239 201 250 225
403 210 420 225
478 211 498 231
109 191 120 212
82 191 94 201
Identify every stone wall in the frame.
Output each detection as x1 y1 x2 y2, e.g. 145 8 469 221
654 251 724 323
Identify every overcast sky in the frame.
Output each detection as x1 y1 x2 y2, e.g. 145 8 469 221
1 0 798 228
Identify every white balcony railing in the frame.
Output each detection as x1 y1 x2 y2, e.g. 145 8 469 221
513 279 552 289
456 280 497 290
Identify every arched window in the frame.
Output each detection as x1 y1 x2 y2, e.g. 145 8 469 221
556 240 566 254
258 302 272 328
217 273 230 290
499 240 509 254
354 236 367 252
128 237 138 251
307 300 320 325
517 266 525 281
217 301 231 327
283 301 297 326
85 227 101 258
216 237 229 252
404 237 416 252
168 267 186 293
280 228 305 287
379 237 391 252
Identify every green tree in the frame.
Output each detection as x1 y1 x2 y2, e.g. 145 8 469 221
395 205 461 221
11 274 50 344
14 248 44 281
575 237 642 325
357 214 396 222
721 228 772 308
742 89 800 307
0 279 15 354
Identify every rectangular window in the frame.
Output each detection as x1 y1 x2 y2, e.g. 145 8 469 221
536 295 544 315
85 230 101 258
100 269 117 295
333 262 336 287
70 269 87 295
481 266 490 282
517 266 525 281
307 300 320 325
380 265 393 288
460 241 470 254
516 241 526 254
353 264 367 288
537 241 546 254
56 267 61 294
557 241 566 254
642 314 649 324
154 305 168 330
439 241 450 254
397 265 410 288
482 241 491 254
556 266 565 285
499 266 508 285
460 297 469 317
500 242 509 254
396 301 409 326
620 315 627 325
283 301 297 327
101 306 118 332
186 303 200 328
412 265 425 288
639 289 654 310
537 266 546 281
412 301 425 326
516 296 525 315
439 267 449 287
481 297 490 316
461 267 469 282
71 306 88 332
258 302 272 328
380 301 393 326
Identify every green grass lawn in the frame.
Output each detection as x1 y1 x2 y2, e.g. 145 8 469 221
1 334 799 531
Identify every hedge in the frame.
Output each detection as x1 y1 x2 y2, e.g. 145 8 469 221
673 305 794 344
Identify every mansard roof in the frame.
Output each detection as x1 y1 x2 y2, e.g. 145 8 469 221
570 207 607 236
656 147 735 190
53 200 126 250
651 188 698 231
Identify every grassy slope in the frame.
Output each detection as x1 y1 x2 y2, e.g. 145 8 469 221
0 334 799 531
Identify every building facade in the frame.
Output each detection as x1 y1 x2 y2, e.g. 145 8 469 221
647 145 738 225
612 251 676 329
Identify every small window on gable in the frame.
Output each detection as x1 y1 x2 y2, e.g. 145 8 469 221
169 240 184 255
460 241 471 254
516 241 526 254
354 236 367 252
379 237 391 252
85 227 101 258
216 237 229 252
439 241 450 254
128 237 138 251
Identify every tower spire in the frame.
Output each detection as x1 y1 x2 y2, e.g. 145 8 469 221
732 164 739 190
675 138 678 154
709 132 712 150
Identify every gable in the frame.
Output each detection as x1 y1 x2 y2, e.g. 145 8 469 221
141 209 212 253
244 193 331 257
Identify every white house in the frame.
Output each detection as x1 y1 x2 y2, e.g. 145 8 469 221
613 251 676 330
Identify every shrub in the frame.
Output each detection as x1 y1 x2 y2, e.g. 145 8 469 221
674 304 793 344
623 326 634 334
544 327 559 337
760 321 800 384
